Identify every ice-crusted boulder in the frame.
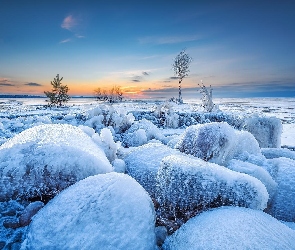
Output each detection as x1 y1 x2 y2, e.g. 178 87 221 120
162 206 295 250
227 159 277 200
0 124 112 201
266 157 295 222
22 173 156 250
261 147 295 160
124 143 181 197
175 122 260 165
156 155 268 228
122 119 164 147
243 116 282 148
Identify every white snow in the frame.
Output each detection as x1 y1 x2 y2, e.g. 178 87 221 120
21 173 156 250
261 147 295 160
162 206 295 250
0 124 112 201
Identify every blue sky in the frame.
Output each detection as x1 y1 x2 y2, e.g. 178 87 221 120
0 1 294 98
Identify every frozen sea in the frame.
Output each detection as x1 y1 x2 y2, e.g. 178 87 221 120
1 97 294 148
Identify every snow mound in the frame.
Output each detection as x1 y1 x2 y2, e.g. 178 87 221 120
266 157 295 222
124 143 181 197
0 124 112 201
227 159 277 200
176 122 260 165
156 155 268 216
162 206 295 250
22 173 156 250
243 116 282 148
262 147 295 160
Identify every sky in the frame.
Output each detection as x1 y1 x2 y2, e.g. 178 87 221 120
0 0 294 99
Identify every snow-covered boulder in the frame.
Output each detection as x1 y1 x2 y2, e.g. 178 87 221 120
162 206 295 250
0 124 112 201
243 116 282 148
156 155 268 226
22 173 156 250
176 122 260 165
124 143 181 197
227 159 277 200
266 157 295 222
261 147 295 160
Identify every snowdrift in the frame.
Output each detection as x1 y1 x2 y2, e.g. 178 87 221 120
162 206 295 250
0 124 112 201
22 173 156 250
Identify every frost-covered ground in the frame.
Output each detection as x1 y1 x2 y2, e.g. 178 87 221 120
0 97 294 249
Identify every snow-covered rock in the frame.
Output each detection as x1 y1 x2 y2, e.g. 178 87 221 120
243 116 282 148
22 173 156 250
227 159 277 200
162 206 295 250
266 157 295 222
0 124 112 201
156 155 268 219
124 143 181 197
261 147 295 160
19 201 44 227
175 122 260 165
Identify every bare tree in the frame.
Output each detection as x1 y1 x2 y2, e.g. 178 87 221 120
94 86 124 103
172 49 192 104
44 74 70 107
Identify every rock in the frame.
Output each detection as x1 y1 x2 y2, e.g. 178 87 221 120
3 218 20 229
19 201 44 227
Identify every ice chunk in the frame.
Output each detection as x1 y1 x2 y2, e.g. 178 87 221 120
22 173 156 250
162 207 295 250
243 116 282 148
124 143 181 197
0 124 112 201
266 157 295 222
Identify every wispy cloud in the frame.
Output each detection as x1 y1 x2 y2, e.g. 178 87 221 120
59 38 71 44
132 79 141 82
138 34 201 45
142 71 149 76
61 15 77 31
0 78 15 86
24 82 42 87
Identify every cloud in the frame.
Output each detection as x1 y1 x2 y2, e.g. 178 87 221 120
24 82 42 87
170 76 179 80
142 71 149 76
0 78 15 86
60 38 71 44
61 15 77 31
132 79 141 82
138 34 201 45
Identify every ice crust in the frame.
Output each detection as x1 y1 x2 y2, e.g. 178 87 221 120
176 122 260 165
0 124 112 201
157 155 269 212
124 143 181 197
21 173 156 250
267 157 295 222
162 206 295 250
